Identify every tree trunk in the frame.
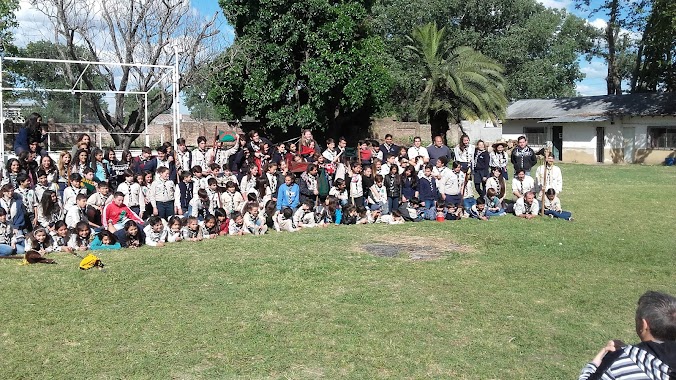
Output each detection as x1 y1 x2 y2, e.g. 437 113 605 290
428 111 449 145
606 0 622 95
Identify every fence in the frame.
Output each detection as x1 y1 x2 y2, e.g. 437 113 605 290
4 130 166 154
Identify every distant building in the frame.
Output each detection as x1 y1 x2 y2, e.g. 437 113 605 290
503 93 676 164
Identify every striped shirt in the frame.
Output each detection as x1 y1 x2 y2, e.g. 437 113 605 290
578 344 673 380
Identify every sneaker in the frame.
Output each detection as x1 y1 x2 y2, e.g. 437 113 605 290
568 217 574 222
548 214 554 219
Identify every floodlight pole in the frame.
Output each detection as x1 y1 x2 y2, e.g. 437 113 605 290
0 54 4 163
173 45 180 145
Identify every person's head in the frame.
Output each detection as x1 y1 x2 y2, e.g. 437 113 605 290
176 138 186 151
524 191 535 204
157 167 170 180
301 199 313 211
288 142 297 152
384 134 393 145
545 188 556 201
423 164 433 177
487 188 497 198
98 230 116 245
413 136 422 147
1 184 13 198
635 291 676 342
33 227 48 242
214 208 227 222
197 188 208 202
77 133 90 146
374 174 384 185
40 155 54 170
123 150 133 163
157 146 167 161
0 207 7 223
226 180 237 193
434 136 443 147
16 173 30 188
147 216 164 233
546 152 555 165
249 130 261 143
168 216 182 232
371 141 380 152
36 170 48 186
91 148 104 163
451 161 461 173
232 211 243 225
204 214 217 228
491 166 502 178
197 136 207 150
76 193 88 208
76 149 89 164
59 151 72 166
248 165 258 177
284 174 294 186
516 169 525 181
70 173 82 187
265 162 277 174
180 170 192 183
82 167 94 181
363 166 372 176
460 134 470 147
247 203 259 216
437 156 448 168
192 165 203 178
476 140 485 151
476 197 486 210
54 220 69 237
338 137 347 148
302 129 313 141
306 164 317 175
359 140 367 150
186 216 199 230
75 221 90 238
351 162 362 173
112 191 125 206
517 136 527 148
141 146 152 160
95 181 108 196
123 220 139 236
326 138 335 150
6 158 19 173
207 177 218 190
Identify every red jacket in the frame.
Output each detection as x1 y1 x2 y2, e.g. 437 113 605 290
102 202 144 226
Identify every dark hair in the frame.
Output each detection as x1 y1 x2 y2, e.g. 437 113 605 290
75 220 90 232
176 138 186 146
40 190 60 218
282 207 293 219
167 216 182 227
636 291 676 341
76 193 88 202
438 157 449 166
451 161 461 169
16 173 28 184
517 135 527 142
197 136 207 144
98 181 109 189
5 158 20 173
476 197 486 205
113 191 125 198
97 230 118 245
180 171 192 180
207 177 218 186
545 188 556 196
123 220 139 232
204 214 217 225
141 146 152 154
0 208 6 217
214 208 227 219
191 165 203 174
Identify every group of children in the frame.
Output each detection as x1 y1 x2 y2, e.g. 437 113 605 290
0 126 573 259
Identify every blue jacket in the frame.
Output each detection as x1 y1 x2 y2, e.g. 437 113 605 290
418 176 438 201
276 183 300 210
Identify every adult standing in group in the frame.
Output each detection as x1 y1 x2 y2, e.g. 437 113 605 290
299 129 320 160
510 135 538 176
427 135 451 167
407 136 430 163
379 134 399 160
453 134 475 173
578 291 676 380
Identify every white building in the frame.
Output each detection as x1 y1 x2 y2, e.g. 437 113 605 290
503 93 676 164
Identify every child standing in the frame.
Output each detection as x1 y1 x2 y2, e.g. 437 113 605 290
148 167 178 219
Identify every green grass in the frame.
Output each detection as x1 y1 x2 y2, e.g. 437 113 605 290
1 164 675 379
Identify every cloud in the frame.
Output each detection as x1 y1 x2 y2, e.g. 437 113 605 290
580 60 607 80
575 83 607 96
537 0 571 10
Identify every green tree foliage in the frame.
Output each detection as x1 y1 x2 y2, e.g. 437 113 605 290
406 23 507 140
374 0 596 112
0 0 18 52
632 0 676 92
13 41 109 123
213 0 392 140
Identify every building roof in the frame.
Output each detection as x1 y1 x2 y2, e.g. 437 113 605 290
506 93 676 120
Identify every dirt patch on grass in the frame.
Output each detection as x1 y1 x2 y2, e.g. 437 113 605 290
361 236 473 261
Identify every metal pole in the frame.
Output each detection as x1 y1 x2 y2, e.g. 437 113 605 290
144 93 149 147
0 54 4 163
6 56 172 69
174 45 180 144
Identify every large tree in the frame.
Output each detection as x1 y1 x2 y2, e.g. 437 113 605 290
406 23 507 141
213 0 392 141
373 0 596 113
631 0 676 92
0 0 18 52
31 0 220 149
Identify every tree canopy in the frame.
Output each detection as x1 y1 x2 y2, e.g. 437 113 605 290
213 0 392 141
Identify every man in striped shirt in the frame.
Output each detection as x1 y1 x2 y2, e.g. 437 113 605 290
578 291 676 380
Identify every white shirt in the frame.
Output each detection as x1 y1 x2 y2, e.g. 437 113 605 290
511 176 535 198
408 146 430 160
514 197 540 216
453 145 475 164
535 164 563 195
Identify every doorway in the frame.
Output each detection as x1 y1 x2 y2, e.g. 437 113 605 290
552 125 563 161
596 127 605 163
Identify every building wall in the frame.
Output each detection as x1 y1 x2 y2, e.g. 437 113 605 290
504 116 676 165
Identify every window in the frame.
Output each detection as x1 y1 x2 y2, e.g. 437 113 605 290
524 127 546 146
648 127 676 149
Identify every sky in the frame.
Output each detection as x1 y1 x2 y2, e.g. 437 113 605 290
12 0 615 113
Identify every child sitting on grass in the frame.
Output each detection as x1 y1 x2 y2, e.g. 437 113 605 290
543 188 574 221
144 216 168 247
181 216 203 242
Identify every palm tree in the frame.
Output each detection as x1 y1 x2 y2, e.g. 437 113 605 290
406 23 508 142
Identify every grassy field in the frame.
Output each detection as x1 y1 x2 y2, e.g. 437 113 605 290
1 163 675 379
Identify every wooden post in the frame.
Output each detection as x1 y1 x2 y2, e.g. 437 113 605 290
540 148 550 216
